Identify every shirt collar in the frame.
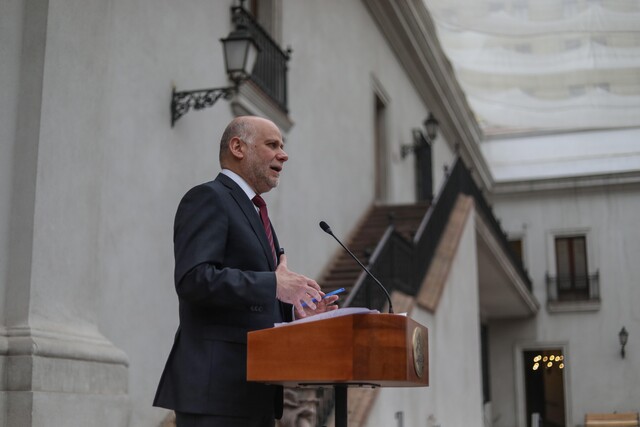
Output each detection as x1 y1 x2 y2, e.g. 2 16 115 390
221 169 257 201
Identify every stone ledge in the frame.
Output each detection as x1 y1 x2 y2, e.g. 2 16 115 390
1 326 129 365
0 327 130 427
547 300 601 313
6 390 130 427
4 355 128 394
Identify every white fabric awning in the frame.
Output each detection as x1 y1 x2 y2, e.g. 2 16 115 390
423 0 640 134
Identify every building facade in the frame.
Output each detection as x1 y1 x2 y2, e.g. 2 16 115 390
484 131 640 427
1 0 638 426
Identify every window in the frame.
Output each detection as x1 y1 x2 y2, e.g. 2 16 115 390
555 235 588 299
508 238 524 265
248 0 281 43
547 234 600 312
546 233 600 312
374 92 389 202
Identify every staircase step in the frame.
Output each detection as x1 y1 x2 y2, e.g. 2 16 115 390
319 203 429 300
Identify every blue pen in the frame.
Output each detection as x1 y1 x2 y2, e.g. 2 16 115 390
301 287 345 308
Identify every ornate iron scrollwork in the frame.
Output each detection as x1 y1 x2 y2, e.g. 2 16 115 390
171 86 237 127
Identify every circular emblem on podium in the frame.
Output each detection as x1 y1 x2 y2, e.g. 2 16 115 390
412 327 425 378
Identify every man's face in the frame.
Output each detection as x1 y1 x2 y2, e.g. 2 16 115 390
242 119 288 194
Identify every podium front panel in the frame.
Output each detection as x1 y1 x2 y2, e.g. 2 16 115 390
247 313 428 387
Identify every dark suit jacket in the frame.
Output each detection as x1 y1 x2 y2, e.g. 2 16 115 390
153 173 292 418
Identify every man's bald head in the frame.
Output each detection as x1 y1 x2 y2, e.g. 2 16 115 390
219 116 257 167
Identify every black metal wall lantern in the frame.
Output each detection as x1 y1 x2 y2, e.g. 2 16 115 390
401 112 439 158
171 25 260 127
619 326 629 358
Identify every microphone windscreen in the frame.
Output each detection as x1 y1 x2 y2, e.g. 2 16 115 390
319 221 332 234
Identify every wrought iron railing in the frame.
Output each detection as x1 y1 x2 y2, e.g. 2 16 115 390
412 157 533 293
232 6 290 112
546 271 600 302
346 227 413 310
346 156 533 313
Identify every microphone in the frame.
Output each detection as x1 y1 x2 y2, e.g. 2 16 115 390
319 221 394 314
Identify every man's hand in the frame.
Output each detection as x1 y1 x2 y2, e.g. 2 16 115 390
298 293 340 318
275 254 323 318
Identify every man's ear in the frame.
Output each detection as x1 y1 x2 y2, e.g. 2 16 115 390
228 136 245 160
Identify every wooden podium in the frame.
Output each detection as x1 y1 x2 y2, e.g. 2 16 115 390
247 312 429 426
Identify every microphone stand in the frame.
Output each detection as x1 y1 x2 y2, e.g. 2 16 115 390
319 221 394 314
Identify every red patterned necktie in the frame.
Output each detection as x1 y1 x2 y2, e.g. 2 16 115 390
252 195 277 265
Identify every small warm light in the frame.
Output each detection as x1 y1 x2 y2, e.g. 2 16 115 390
543 356 548 362
534 355 542 362
550 355 556 361
559 363 565 369
533 363 539 370
547 362 553 368
558 355 564 361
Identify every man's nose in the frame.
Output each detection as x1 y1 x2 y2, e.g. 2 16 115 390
277 149 289 162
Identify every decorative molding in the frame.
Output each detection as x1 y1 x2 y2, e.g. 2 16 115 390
547 300 601 313
280 388 318 427
1 325 129 365
231 80 294 133
0 326 130 424
370 73 391 106
172 85 236 127
492 170 640 196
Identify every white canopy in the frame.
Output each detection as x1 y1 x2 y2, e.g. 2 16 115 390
422 0 640 135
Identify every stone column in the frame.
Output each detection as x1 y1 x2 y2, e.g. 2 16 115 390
1 0 130 425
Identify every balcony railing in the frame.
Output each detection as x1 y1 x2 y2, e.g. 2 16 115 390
345 156 533 313
546 271 600 303
412 158 532 293
232 6 290 112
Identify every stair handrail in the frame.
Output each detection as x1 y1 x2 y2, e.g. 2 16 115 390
343 224 395 308
413 156 532 292
346 156 533 306
344 224 414 310
411 157 465 289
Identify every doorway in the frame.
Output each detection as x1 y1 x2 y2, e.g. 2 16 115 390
374 93 388 203
413 129 433 201
523 349 566 427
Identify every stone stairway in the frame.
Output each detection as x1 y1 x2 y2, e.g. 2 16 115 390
319 202 430 303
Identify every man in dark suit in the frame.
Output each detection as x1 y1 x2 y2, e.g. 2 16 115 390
154 116 338 427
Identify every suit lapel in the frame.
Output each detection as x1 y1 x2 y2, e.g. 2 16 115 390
217 174 277 271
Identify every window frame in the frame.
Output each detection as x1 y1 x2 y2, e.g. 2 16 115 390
554 235 590 300
545 228 600 312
